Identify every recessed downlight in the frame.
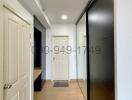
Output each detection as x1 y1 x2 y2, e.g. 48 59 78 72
61 14 68 20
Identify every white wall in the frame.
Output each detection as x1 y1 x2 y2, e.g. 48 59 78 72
115 0 132 100
46 24 76 80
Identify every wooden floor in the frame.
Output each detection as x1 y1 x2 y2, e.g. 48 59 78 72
34 81 85 100
78 80 87 98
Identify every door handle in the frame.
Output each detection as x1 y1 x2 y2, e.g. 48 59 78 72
4 84 12 90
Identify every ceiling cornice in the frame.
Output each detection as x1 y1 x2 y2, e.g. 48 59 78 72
18 0 51 29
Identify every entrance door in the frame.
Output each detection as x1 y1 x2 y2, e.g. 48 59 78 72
4 8 31 100
52 36 69 81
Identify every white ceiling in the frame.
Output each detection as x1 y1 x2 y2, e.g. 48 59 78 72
40 0 89 24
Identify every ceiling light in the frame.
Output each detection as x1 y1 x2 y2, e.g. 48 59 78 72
61 14 68 20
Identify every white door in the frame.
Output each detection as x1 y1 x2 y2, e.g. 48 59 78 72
52 36 69 81
4 8 31 100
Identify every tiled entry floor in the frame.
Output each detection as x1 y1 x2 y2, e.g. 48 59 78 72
34 81 85 100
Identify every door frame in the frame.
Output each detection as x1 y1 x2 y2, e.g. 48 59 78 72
51 36 70 81
0 1 3 100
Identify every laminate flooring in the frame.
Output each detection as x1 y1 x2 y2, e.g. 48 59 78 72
34 81 85 100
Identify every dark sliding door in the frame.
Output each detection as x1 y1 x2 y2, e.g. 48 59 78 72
87 0 115 100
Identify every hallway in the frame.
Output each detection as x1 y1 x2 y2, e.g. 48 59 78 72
1 0 132 100
34 81 85 100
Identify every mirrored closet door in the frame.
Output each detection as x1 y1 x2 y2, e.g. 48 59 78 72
76 13 87 99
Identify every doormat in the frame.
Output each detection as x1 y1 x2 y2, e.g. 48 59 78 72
53 81 69 87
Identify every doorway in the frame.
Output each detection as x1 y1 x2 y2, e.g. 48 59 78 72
52 36 69 81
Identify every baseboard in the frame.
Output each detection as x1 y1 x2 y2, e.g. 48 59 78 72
70 79 77 82
45 80 52 83
78 79 85 82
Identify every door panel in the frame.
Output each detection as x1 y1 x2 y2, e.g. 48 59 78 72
4 8 30 100
8 19 19 85
11 94 19 100
21 25 30 78
52 37 69 80
88 0 115 100
19 82 28 100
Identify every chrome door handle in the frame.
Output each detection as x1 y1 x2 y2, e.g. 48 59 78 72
4 84 12 90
